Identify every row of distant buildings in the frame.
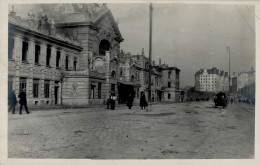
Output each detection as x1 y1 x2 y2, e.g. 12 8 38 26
8 4 181 107
194 67 255 98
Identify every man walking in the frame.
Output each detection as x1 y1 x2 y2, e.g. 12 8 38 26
18 88 30 115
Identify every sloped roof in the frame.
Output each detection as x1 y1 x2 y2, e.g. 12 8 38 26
52 4 123 42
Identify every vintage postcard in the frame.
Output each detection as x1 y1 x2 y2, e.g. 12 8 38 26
0 0 259 165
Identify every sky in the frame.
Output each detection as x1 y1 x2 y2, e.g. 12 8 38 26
107 3 255 88
10 3 256 88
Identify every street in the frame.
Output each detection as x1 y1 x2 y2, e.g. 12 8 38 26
8 101 254 159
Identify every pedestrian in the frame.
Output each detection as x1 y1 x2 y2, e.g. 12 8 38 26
127 92 134 109
230 98 233 104
18 88 30 115
140 91 148 110
110 93 116 110
106 94 111 109
8 90 17 114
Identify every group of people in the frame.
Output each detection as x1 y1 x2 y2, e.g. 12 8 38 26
106 93 117 110
106 91 148 110
8 88 30 115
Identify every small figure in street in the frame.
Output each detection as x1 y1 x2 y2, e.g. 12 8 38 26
230 98 233 104
110 93 116 110
18 88 30 115
127 92 134 109
140 91 148 110
8 90 17 114
106 94 111 109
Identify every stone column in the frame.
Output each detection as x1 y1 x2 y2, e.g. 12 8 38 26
13 36 22 95
50 46 57 81
104 51 110 97
60 49 65 71
27 40 35 99
39 79 44 104
50 80 54 105
50 46 56 69
40 43 47 99
69 54 74 70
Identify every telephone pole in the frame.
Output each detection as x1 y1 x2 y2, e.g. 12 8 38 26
148 3 153 103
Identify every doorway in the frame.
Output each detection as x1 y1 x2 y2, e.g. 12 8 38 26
54 86 59 105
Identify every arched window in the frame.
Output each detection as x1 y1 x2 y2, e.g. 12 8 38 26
168 71 171 78
131 75 135 82
99 40 110 55
111 70 116 78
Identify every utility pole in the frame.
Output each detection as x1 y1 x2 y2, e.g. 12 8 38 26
227 47 231 93
148 3 153 103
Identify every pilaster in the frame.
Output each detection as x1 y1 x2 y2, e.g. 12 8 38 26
104 51 111 97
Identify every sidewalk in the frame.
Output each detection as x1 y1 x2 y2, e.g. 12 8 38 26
13 101 186 111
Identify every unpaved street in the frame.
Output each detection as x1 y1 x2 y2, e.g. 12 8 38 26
8 101 254 159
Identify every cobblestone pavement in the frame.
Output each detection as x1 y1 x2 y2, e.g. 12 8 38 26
8 101 254 159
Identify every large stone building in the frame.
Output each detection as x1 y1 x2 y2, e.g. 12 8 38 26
232 68 255 94
195 67 229 92
8 4 181 107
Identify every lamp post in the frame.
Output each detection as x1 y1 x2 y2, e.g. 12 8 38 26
227 47 231 93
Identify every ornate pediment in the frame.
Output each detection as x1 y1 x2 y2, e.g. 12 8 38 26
8 8 80 46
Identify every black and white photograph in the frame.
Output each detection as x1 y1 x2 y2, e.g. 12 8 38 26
1 0 259 164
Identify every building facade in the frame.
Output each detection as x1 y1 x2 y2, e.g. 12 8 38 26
232 68 255 94
8 4 181 107
195 67 229 92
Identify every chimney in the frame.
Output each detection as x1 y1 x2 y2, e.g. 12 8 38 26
159 58 161 66
142 48 144 55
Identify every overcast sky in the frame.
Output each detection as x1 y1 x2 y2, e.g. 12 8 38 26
10 3 256 88
107 3 255 88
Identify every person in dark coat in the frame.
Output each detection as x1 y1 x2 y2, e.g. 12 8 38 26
110 93 116 110
18 88 30 115
140 91 148 110
127 93 134 109
8 90 17 114
106 95 111 109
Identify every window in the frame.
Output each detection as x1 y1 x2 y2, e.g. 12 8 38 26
19 78 27 93
168 71 171 78
131 75 135 82
22 41 28 62
35 45 40 64
168 82 171 88
46 46 51 66
33 79 39 98
73 57 77 71
98 83 101 99
8 37 14 59
65 55 69 70
44 80 50 98
56 51 60 67
168 93 171 99
111 70 116 78
99 40 110 55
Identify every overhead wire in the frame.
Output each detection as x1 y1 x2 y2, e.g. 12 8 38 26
234 5 255 36
232 5 256 72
